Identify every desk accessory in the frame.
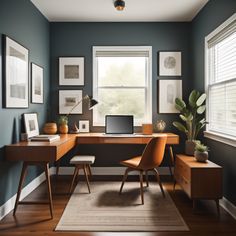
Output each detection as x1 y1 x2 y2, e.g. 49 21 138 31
142 124 152 135
43 122 57 134
155 120 166 132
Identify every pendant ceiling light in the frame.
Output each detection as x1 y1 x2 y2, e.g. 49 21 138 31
114 0 125 11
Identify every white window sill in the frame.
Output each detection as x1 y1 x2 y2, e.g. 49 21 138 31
204 131 236 148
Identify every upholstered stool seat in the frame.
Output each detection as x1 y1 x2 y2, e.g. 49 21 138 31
69 155 95 194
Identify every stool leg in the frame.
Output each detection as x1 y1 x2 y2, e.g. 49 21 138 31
83 164 91 193
69 166 79 194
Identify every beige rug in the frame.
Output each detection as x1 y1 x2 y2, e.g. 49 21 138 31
55 181 189 232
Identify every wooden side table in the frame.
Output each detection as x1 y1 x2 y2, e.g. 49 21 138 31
174 154 223 214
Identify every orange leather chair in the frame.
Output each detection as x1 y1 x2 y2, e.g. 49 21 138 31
119 136 167 204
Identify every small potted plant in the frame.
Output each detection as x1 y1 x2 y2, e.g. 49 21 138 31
194 142 209 162
58 115 68 134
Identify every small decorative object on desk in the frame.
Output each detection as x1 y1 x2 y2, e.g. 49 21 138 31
142 124 153 135
79 120 89 133
194 142 209 162
155 120 166 132
70 122 80 133
58 116 68 134
43 122 57 134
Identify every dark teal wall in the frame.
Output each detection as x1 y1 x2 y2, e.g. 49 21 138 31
191 0 236 205
0 0 50 206
50 22 191 166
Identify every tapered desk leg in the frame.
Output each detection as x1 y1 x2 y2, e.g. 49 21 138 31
13 162 28 216
168 146 175 179
44 163 53 219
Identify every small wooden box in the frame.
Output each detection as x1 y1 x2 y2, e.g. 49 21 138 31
142 124 153 135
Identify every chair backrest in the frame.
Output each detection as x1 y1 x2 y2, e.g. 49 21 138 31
138 136 167 170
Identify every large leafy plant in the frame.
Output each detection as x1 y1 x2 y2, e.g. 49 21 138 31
173 90 207 141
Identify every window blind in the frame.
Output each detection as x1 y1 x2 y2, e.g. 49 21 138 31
95 51 149 57
207 18 236 138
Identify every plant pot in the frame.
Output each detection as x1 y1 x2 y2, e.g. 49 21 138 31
43 122 57 134
194 150 208 162
185 140 196 156
59 124 68 134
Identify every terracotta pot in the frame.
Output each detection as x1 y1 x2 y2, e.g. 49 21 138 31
194 150 208 162
59 124 68 134
43 122 57 134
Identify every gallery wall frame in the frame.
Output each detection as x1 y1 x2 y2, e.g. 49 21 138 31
59 90 83 114
31 63 43 104
158 80 182 113
23 113 39 138
159 51 182 76
59 57 85 86
3 35 29 108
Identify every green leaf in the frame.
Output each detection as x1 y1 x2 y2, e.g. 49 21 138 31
173 121 188 133
179 115 187 121
175 98 186 111
196 93 206 106
197 105 206 114
189 90 200 107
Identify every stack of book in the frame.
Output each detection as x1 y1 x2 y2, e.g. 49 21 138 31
30 134 60 142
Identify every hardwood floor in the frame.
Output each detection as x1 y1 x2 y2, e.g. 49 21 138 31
0 176 236 236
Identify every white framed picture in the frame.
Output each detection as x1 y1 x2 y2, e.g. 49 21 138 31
159 51 181 76
31 63 43 104
79 120 89 133
4 35 29 108
158 80 182 113
59 57 84 86
59 90 83 114
23 113 39 138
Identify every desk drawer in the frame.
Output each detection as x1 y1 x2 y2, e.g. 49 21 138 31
175 173 191 197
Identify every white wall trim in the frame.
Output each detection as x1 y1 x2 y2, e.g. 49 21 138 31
220 197 236 220
55 166 172 176
0 168 54 221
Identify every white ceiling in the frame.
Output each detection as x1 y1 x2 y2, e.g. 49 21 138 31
31 0 208 22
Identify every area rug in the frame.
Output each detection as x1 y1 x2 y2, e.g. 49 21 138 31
55 181 189 232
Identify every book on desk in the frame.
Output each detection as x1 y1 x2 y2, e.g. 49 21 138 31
30 134 60 142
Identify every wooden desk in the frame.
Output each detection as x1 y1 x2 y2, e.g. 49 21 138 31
6 132 179 218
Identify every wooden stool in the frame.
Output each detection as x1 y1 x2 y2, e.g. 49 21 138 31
69 155 95 194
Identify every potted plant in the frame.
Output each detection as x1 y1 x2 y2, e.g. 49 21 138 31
173 90 207 155
194 142 209 162
58 115 69 134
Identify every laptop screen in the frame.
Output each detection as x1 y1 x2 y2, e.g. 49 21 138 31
105 115 134 134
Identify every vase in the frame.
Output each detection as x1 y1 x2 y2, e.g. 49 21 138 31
59 124 68 134
185 140 196 156
43 122 57 134
194 150 208 162
155 120 166 133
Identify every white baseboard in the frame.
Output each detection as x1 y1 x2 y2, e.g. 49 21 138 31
220 197 236 220
55 166 173 176
0 168 54 221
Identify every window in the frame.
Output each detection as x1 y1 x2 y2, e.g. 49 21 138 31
93 46 152 126
205 14 236 146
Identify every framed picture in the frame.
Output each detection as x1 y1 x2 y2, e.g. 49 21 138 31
59 90 83 114
79 120 89 133
23 113 39 138
3 35 29 108
159 51 181 76
59 57 84 86
158 80 182 113
31 63 43 104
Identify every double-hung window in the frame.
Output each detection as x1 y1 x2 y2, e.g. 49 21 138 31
205 14 236 146
93 46 152 126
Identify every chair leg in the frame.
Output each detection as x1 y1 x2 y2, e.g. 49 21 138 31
145 170 149 187
83 164 91 193
87 164 92 177
119 167 132 194
69 166 79 194
44 163 53 219
153 168 165 198
139 170 144 204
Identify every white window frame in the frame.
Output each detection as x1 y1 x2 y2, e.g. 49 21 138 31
92 46 152 127
204 13 236 147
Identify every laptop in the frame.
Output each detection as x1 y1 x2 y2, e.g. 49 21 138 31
105 115 134 135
